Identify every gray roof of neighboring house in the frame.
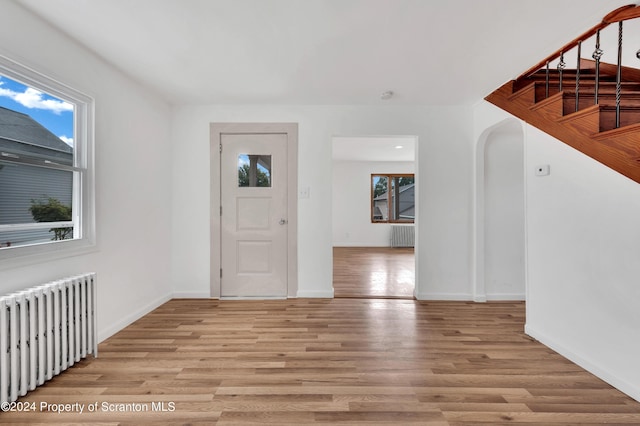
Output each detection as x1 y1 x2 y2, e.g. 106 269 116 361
0 106 72 164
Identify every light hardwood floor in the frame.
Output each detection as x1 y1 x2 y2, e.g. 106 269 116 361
333 247 415 298
2 298 639 424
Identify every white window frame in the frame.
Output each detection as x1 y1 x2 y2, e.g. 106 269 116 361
0 55 95 267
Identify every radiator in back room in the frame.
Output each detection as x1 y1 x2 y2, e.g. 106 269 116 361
0 273 97 404
390 225 415 248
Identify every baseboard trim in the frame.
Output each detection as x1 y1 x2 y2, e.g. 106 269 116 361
172 291 212 298
525 324 640 403
220 296 287 300
297 289 335 298
486 293 526 301
98 292 172 343
415 292 472 301
333 243 394 248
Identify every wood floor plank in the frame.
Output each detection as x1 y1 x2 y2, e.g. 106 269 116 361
1 298 639 424
333 246 415 298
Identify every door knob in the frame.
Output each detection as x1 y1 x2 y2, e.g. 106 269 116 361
279 219 288 225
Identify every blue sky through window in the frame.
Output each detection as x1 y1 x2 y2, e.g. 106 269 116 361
0 75 74 147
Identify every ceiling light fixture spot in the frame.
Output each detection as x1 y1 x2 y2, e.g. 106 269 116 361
380 90 394 100
395 145 403 149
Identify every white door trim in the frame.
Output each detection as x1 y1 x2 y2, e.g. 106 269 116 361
210 123 298 298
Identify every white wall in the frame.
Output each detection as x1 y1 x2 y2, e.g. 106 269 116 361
483 125 525 299
171 105 473 299
525 125 640 402
474 100 640 402
0 2 174 341
332 160 414 247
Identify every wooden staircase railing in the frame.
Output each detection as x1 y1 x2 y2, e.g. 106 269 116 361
485 4 640 184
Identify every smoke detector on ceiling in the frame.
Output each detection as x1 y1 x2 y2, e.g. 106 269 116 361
380 90 394 100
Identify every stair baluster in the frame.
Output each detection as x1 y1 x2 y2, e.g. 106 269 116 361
575 41 581 112
545 61 549 99
558 52 566 92
592 30 603 105
616 21 623 128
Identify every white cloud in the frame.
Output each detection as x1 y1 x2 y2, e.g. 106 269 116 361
238 154 250 166
0 81 73 114
59 135 74 147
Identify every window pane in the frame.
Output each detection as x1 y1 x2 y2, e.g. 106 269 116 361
371 174 415 224
0 75 74 161
0 161 73 224
391 178 397 220
372 175 388 221
0 160 74 248
238 154 271 187
0 226 73 249
393 176 415 222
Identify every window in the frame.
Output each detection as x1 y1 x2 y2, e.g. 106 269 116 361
0 55 94 262
371 174 415 223
238 154 271 187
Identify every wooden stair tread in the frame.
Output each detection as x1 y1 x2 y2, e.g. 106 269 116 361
594 122 640 140
561 93 640 114
530 92 564 121
570 83 640 91
563 91 640 98
507 82 534 101
527 80 638 88
513 73 640 92
520 81 640 104
530 92 564 111
556 104 640 133
514 75 615 92
527 69 603 78
599 106 640 132
600 104 640 111
556 104 600 124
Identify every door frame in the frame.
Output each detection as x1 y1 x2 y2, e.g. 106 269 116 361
210 122 298 298
330 135 418 298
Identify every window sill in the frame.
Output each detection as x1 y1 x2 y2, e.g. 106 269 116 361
0 238 97 271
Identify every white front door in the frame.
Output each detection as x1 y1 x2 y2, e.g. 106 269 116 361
219 132 288 297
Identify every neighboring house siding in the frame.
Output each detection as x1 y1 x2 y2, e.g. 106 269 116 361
398 185 415 219
0 163 72 225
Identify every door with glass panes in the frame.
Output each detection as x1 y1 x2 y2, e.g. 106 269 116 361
219 133 288 297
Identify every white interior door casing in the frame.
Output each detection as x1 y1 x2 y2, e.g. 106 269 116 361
210 123 298 299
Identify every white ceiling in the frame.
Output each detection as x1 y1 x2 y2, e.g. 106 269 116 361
333 136 415 162
16 0 629 105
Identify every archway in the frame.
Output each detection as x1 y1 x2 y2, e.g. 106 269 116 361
474 119 525 301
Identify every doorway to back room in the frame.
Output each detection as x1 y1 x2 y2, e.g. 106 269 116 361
331 135 417 299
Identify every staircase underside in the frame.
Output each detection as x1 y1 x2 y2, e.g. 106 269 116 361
486 63 640 184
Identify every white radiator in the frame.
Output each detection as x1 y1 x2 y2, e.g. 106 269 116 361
391 225 415 247
0 273 97 404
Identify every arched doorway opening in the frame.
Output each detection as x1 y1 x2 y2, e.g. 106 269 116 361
474 119 525 301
